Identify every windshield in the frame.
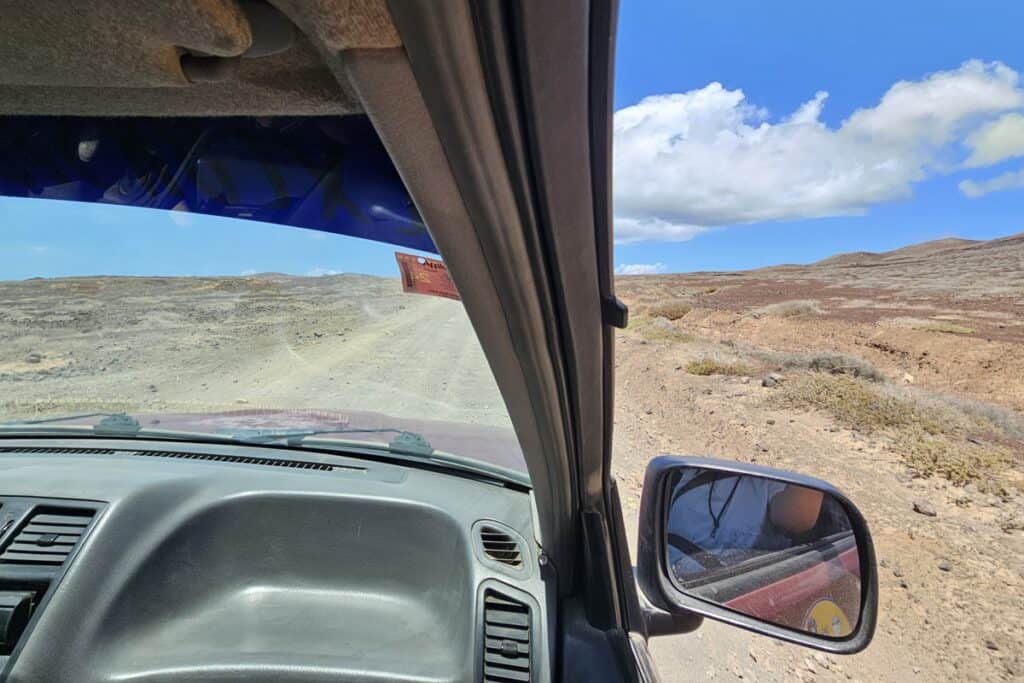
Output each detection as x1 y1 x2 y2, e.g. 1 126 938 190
0 116 525 477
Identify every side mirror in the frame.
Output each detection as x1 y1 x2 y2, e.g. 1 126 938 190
637 456 877 653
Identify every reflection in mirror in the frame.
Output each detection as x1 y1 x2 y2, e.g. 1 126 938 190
664 468 861 638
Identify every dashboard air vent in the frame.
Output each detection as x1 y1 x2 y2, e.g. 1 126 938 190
0 508 94 565
0 447 354 472
483 591 531 682
0 446 117 455
479 525 523 568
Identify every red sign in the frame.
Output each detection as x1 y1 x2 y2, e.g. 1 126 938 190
395 252 461 301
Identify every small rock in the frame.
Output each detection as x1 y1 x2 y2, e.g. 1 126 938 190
937 559 952 572
964 483 979 495
984 639 999 651
26 352 43 364
702 388 713 395
913 499 937 517
902 372 915 384
892 565 904 577
813 653 830 669
803 657 817 674
748 649 757 663
879 558 889 568
147 384 158 393
235 398 249 404
313 331 323 338
766 419 775 425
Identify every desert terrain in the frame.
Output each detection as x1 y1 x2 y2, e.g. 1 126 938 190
614 232 1023 681
1 232 1022 681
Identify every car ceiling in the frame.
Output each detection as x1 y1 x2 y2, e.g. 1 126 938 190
0 0 396 115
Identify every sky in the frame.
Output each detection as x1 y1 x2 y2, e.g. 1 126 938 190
612 0 1024 274
3 0 1024 280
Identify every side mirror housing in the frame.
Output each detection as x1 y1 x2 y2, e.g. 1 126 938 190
637 456 878 654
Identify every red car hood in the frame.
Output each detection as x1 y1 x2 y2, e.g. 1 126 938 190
124 408 525 476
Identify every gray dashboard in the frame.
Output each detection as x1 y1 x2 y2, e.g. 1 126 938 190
0 439 551 682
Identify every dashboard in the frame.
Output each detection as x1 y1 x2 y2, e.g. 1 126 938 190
0 439 550 682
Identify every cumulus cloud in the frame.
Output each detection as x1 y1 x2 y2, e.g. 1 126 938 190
958 168 1024 198
306 267 341 277
613 60 1024 244
964 112 1024 167
614 262 667 275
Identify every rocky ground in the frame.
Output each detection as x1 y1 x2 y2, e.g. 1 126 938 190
613 233 1024 682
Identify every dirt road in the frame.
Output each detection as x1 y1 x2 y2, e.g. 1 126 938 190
0 274 509 428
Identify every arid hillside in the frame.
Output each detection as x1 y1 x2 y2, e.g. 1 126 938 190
612 232 1023 682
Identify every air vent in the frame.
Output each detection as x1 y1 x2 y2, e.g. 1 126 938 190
479 525 523 568
129 450 340 471
0 508 94 565
483 591 531 682
0 447 117 455
0 447 354 472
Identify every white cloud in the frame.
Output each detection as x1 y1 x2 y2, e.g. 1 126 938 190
306 267 342 277
958 168 1024 198
614 216 707 244
613 60 1024 244
964 112 1024 167
240 269 259 276
614 262 667 275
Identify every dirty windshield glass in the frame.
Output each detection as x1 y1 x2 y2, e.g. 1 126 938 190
0 117 524 476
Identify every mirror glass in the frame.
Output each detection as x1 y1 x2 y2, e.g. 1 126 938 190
664 467 861 637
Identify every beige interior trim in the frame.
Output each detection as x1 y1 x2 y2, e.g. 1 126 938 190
0 0 399 116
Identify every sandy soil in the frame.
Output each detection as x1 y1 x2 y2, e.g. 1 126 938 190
0 274 509 428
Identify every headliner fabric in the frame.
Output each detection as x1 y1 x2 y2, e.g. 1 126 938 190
0 0 401 116
0 35 356 116
0 0 252 88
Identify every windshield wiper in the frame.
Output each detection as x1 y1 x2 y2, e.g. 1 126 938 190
226 428 434 456
0 415 529 488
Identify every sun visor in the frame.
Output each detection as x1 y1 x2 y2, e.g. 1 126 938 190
0 115 437 253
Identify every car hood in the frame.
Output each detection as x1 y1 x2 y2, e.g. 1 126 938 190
18 408 526 476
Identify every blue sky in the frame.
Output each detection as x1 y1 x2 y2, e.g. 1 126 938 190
612 0 1024 273
3 0 1024 280
0 198 434 280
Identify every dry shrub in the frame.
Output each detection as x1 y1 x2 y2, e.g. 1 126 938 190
685 359 755 376
915 321 975 335
647 299 692 320
756 300 822 318
760 351 886 382
772 373 1021 492
896 428 1015 491
773 374 931 432
628 316 693 343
